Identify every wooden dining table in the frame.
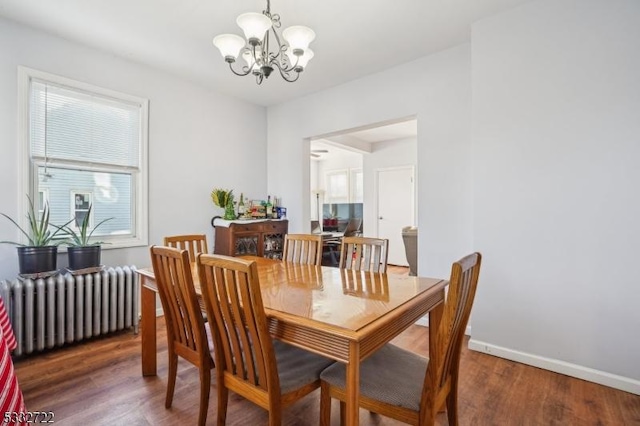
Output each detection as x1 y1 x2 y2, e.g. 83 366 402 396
136 256 447 426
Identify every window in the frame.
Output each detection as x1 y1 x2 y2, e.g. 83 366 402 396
326 170 349 204
19 67 149 247
324 168 363 204
350 168 363 203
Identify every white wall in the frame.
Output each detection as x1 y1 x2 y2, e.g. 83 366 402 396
268 43 473 281
0 18 267 279
470 0 640 391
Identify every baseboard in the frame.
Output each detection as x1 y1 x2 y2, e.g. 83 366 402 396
416 317 429 327
415 317 472 336
468 339 640 396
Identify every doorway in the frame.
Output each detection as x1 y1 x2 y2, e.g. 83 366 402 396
309 118 417 264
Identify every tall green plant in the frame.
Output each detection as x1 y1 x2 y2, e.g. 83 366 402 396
0 195 71 246
58 204 114 246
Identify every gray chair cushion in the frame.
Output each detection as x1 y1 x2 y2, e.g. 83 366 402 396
320 344 428 411
273 340 335 394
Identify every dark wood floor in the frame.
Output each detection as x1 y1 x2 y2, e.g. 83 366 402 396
13 268 640 425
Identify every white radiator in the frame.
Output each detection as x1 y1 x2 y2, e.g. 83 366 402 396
0 266 139 356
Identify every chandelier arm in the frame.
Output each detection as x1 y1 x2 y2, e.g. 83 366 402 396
271 56 298 76
273 62 301 83
228 61 253 77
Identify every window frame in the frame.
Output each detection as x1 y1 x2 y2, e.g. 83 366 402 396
17 66 149 249
349 168 363 203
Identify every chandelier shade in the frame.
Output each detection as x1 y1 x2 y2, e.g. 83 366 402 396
286 48 314 69
282 26 316 52
212 34 246 61
212 0 315 84
236 12 272 43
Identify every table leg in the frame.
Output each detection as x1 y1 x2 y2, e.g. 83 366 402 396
345 341 360 426
141 280 157 376
428 290 444 356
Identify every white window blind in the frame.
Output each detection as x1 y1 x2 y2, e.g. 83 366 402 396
30 80 140 168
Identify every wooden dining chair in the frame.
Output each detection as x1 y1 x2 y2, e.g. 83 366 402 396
164 234 208 262
338 236 389 273
196 254 334 426
150 246 214 426
342 218 362 237
282 233 323 266
319 252 482 426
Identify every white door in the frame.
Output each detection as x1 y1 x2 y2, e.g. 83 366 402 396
376 167 415 266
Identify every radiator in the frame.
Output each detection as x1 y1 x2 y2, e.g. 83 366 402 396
0 266 139 356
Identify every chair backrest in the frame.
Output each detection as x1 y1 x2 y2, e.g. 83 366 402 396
196 254 281 396
401 226 418 276
282 234 323 265
342 218 362 237
164 234 208 262
310 220 321 234
421 252 482 414
339 236 389 273
150 245 209 360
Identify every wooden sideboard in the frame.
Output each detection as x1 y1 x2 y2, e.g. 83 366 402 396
212 219 288 260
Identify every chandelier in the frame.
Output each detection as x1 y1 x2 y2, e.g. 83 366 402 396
212 0 315 85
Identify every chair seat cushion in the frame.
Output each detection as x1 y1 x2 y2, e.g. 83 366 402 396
320 344 428 411
273 340 335 394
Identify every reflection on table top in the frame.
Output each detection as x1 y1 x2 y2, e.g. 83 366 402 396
138 255 446 334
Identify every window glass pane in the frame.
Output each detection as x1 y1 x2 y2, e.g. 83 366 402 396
327 171 349 203
30 81 140 167
72 192 92 229
38 166 133 237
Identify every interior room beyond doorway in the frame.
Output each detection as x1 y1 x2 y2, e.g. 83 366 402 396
309 119 417 266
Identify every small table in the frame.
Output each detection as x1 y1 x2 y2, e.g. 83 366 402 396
137 256 446 426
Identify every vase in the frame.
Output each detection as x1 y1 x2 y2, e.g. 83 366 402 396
17 246 58 275
224 202 236 220
67 245 102 271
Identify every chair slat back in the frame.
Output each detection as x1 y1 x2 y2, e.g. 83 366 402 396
197 254 279 393
164 234 208 262
339 236 389 273
282 234 323 266
422 252 482 411
150 246 208 356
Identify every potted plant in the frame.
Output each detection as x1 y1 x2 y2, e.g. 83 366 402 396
211 188 236 220
1 195 72 275
58 204 113 271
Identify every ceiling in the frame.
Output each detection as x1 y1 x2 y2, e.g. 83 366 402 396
0 0 530 107
311 119 417 161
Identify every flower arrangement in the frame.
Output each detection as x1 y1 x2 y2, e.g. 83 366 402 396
211 188 236 220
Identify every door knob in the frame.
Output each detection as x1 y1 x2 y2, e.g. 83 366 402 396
379 216 383 219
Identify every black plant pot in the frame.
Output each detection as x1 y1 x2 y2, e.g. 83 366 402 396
17 246 58 275
67 245 102 271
